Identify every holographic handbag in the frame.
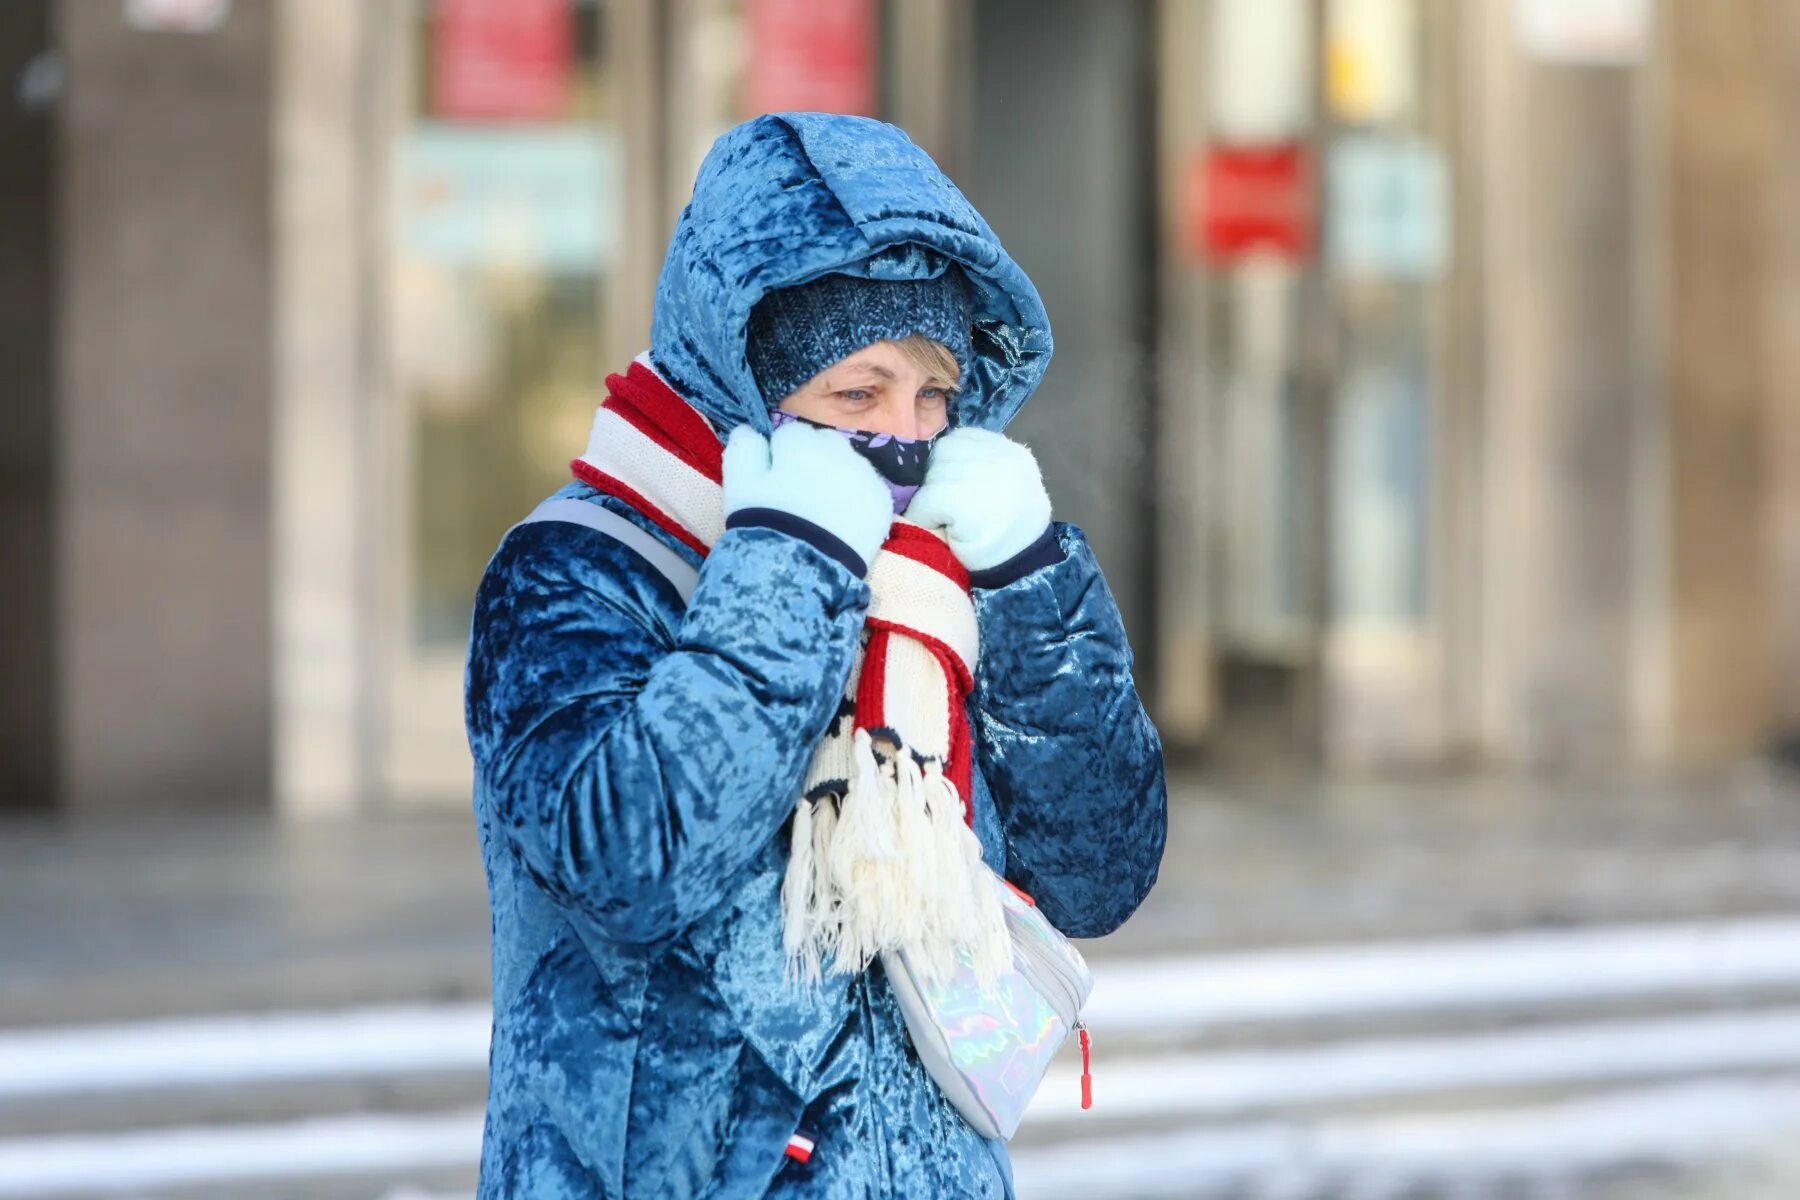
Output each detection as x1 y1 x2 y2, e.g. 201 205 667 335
881 870 1094 1141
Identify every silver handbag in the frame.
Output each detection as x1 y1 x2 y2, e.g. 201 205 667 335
880 870 1094 1141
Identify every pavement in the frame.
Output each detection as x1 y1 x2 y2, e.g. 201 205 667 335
1114 756 1800 952
6 758 1800 1198
8 758 1800 1027
0 805 493 1027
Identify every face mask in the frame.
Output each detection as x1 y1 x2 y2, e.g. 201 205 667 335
769 409 950 513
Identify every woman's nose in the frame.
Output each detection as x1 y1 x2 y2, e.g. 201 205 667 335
872 398 924 440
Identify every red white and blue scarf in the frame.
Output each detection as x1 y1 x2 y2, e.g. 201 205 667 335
572 353 1009 986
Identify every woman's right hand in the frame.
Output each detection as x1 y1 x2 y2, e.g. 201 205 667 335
722 421 894 574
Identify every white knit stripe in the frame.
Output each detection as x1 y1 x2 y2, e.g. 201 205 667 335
578 408 725 547
879 636 952 761
865 551 978 673
802 657 863 797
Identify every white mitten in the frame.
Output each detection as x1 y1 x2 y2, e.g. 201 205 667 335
723 421 894 570
904 428 1051 572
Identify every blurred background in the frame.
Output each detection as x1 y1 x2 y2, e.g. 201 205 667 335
3 0 1800 1196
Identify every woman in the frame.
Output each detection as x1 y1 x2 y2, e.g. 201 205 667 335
464 112 1166 1199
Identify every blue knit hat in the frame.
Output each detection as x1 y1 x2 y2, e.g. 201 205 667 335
744 267 973 408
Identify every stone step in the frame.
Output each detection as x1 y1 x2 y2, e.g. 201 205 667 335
1010 1075 1800 1200
10 1073 1800 1199
14 915 1800 1195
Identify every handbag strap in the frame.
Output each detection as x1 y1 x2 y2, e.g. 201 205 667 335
513 496 700 605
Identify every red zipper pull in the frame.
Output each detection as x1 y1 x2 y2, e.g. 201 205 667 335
1078 1022 1092 1110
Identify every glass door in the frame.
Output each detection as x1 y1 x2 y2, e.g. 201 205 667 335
1153 0 1456 767
1316 0 1456 767
381 0 627 803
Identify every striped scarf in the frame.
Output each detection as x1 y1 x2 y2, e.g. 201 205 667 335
572 353 1009 986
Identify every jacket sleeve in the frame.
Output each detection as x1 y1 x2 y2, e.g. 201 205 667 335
969 522 1167 938
464 519 869 945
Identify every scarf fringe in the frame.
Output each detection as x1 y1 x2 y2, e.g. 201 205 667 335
779 796 820 984
783 728 1010 991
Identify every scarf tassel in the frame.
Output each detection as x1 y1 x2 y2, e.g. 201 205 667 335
782 728 1010 990
780 795 821 984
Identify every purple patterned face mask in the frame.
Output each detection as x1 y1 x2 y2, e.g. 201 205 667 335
769 409 950 513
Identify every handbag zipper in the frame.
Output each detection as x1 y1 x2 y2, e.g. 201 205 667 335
1005 909 1095 1110
1006 911 1087 1025
1000 922 1094 1111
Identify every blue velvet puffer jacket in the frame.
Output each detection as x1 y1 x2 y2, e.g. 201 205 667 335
464 112 1167 1199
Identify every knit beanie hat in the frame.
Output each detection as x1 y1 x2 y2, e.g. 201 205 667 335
744 267 973 408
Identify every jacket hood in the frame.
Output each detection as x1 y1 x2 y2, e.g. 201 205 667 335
648 112 1054 438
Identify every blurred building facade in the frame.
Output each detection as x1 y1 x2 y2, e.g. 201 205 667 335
0 0 1795 815
1154 0 1800 776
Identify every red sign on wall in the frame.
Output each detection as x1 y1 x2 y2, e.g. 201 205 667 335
742 0 878 117
432 0 573 122
1191 143 1316 265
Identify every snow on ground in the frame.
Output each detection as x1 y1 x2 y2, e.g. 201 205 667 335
10 916 1800 1196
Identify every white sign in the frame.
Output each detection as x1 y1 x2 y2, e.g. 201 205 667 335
1327 134 1450 281
1208 0 1315 142
125 0 231 34
1514 0 1651 66
399 125 618 272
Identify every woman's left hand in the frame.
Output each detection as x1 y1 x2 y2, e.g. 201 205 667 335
905 428 1052 572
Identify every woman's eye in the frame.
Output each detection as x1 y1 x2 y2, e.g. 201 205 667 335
838 389 873 403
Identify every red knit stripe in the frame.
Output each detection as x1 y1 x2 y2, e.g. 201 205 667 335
864 618 973 695
885 522 951 549
882 525 971 590
909 641 974 826
602 362 724 482
866 618 976 826
854 630 891 732
569 459 711 557
943 660 974 823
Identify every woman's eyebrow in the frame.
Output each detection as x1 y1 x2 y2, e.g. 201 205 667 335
839 364 896 381
830 364 953 387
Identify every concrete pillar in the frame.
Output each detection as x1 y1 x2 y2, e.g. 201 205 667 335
272 0 378 816
56 1 275 810
1459 0 1799 770
1150 0 1221 745
610 0 666 362
1465 0 1660 770
887 0 973 182
1664 0 1787 760
969 0 1158 654
0 3 57 810
1772 1 1800 739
